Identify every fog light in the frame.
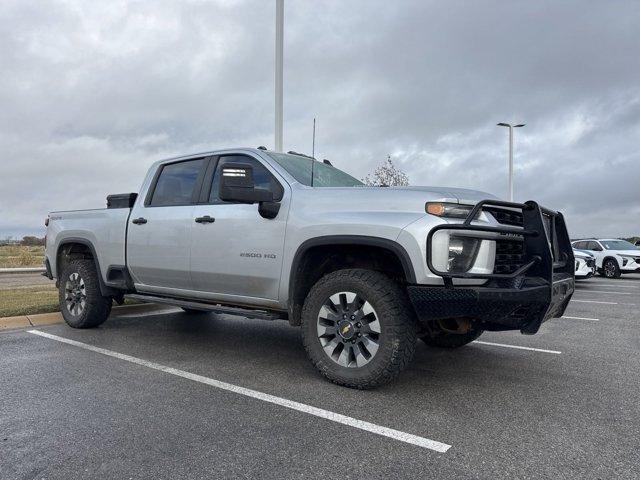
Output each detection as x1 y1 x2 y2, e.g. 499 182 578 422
447 236 480 273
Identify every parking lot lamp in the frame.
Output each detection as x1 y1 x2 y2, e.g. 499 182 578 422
497 122 525 201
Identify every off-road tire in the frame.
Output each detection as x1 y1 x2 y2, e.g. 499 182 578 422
59 258 112 328
420 327 483 349
301 269 417 389
601 258 621 278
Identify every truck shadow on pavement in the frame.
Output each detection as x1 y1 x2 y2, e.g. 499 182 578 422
99 310 563 400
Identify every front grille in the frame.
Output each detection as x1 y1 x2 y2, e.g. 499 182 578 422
494 239 526 274
485 207 524 227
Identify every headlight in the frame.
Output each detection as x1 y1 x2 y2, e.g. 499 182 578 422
426 202 475 219
447 236 480 273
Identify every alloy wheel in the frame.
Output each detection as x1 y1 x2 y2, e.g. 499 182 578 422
64 272 87 316
316 291 381 368
604 261 616 278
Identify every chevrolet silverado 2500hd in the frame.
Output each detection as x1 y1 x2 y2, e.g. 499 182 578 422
44 148 575 388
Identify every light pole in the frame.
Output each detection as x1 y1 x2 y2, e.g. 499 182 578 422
497 122 525 202
275 0 284 152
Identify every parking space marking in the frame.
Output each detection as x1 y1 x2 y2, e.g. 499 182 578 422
473 340 561 354
571 299 618 305
561 316 599 321
579 283 638 289
27 329 451 453
573 290 634 295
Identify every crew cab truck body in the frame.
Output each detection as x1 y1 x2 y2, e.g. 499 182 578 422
45 148 575 388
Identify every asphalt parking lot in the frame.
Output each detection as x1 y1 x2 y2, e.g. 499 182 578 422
2 275 639 479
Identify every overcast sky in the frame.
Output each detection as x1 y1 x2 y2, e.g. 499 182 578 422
1 0 639 238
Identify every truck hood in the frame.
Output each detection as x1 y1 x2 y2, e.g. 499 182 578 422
383 186 499 205
296 185 499 216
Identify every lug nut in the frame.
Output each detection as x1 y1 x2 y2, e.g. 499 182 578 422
350 315 355 320
355 322 362 328
357 333 362 337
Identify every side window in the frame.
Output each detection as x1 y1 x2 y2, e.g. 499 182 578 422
150 159 205 207
209 156 282 203
575 241 586 249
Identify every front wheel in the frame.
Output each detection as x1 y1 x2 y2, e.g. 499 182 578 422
301 269 417 389
601 259 621 278
59 258 112 328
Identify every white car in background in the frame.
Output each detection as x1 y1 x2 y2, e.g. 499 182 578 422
571 239 640 278
572 249 596 279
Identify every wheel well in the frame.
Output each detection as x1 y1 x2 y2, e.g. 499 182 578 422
57 242 94 276
56 241 120 298
602 256 618 265
288 243 410 326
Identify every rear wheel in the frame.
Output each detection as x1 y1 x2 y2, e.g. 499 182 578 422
601 259 621 278
59 258 112 328
301 269 416 389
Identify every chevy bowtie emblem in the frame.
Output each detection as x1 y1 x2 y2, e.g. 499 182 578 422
341 325 351 335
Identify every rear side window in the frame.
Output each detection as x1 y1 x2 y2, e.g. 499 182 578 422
209 156 283 203
150 159 205 206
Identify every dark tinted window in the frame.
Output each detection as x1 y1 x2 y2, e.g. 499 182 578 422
209 156 282 203
150 158 204 206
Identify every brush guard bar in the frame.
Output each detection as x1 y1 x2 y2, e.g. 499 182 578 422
414 199 575 334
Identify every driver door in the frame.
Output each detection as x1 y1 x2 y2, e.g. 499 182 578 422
189 154 289 302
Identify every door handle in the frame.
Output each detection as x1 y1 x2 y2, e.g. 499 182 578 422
132 217 147 225
195 215 215 224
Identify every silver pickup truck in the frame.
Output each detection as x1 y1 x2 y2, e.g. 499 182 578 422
44 147 575 388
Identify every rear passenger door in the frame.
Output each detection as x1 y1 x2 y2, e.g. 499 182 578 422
127 157 208 291
189 154 289 302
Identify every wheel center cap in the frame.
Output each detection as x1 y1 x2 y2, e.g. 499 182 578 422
338 321 355 340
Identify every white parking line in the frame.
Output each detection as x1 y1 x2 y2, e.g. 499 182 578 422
579 283 638 289
574 290 634 295
561 316 599 321
571 299 618 305
472 340 562 355
473 340 561 354
26 329 451 453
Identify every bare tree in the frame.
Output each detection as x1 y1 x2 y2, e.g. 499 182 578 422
362 155 409 187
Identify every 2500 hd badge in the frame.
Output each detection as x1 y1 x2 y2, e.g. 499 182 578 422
240 252 277 259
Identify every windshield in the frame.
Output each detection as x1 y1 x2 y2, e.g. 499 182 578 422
267 152 364 187
600 240 638 250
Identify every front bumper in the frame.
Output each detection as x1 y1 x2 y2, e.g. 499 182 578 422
408 273 574 334
420 199 575 334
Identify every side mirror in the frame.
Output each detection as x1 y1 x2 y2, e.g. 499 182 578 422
219 163 274 204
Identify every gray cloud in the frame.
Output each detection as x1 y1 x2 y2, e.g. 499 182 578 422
1 0 639 238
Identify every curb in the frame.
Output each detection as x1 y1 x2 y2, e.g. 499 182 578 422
0 303 172 331
0 267 46 274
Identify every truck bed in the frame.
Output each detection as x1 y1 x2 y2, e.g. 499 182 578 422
45 208 131 281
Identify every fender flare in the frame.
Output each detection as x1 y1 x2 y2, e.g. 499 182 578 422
288 235 416 304
56 237 120 297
